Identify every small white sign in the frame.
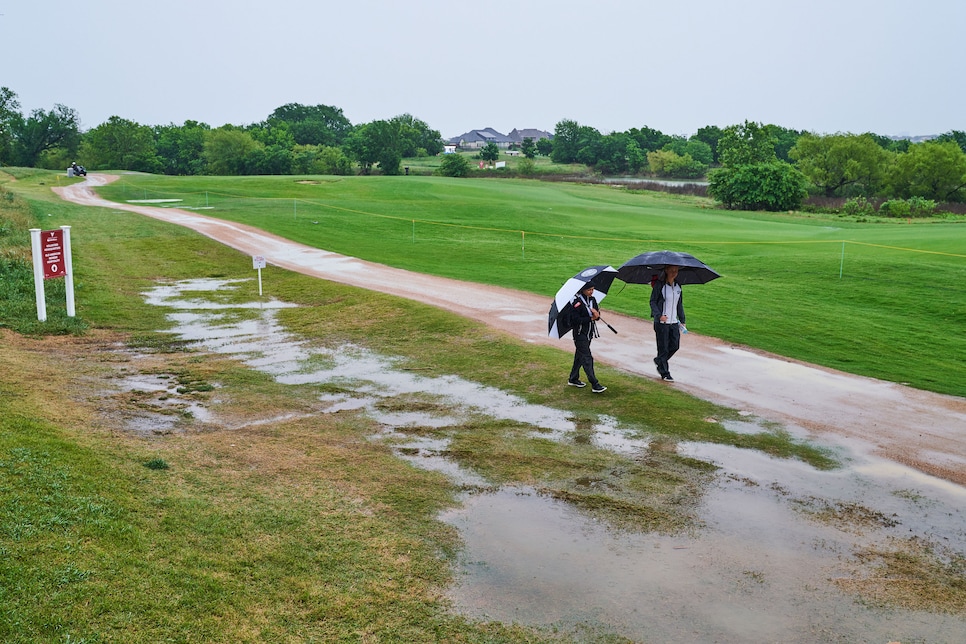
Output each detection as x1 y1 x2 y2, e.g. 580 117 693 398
253 255 266 269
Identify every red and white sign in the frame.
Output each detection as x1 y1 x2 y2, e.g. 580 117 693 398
41 228 67 279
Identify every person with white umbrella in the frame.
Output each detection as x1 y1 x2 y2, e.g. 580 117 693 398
568 283 607 393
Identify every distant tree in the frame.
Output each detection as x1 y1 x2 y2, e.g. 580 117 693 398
693 125 723 164
291 144 352 175
203 127 260 175
765 124 803 162
266 103 352 146
647 149 706 179
8 103 81 167
390 114 443 157
574 126 602 166
244 145 293 175
435 153 470 177
550 119 581 163
81 116 159 172
626 126 671 153
663 137 712 167
246 121 296 149
480 142 499 163
344 120 404 175
708 161 808 211
935 130 966 155
867 133 911 153
888 140 966 202
0 86 20 164
154 120 210 175
535 137 553 156
789 132 891 197
594 132 644 175
717 120 777 167
520 137 537 159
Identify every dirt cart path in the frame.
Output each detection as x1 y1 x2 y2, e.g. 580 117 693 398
56 174 966 486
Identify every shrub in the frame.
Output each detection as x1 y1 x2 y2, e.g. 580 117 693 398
708 162 808 211
879 199 911 218
842 196 876 217
435 154 470 178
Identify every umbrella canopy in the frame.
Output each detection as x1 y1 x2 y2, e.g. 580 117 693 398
549 265 618 339
616 250 720 286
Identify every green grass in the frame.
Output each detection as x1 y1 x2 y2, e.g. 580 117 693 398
81 171 966 398
0 168 863 641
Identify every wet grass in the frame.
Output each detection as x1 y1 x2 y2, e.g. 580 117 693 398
1 168 963 639
86 170 966 398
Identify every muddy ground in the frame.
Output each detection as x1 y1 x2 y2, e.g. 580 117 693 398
56 175 966 487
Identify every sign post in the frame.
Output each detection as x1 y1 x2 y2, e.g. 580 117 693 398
30 226 75 321
253 255 266 295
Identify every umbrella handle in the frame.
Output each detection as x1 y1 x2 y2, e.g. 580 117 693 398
598 317 618 334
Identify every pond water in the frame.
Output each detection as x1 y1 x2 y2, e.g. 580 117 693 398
138 278 966 643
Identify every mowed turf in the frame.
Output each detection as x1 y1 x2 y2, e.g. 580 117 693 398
93 173 966 397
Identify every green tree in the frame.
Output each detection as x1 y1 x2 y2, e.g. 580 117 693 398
203 127 261 175
708 161 808 211
718 120 777 167
154 120 210 175
479 142 499 163
868 133 911 153
390 114 443 157
0 87 21 165
888 140 966 202
520 137 537 159
344 120 404 175
626 126 671 153
266 103 352 147
594 132 644 174
535 137 553 156
647 149 706 179
550 119 581 163
789 132 891 197
8 104 81 167
935 130 966 155
291 144 352 175
765 124 803 162
693 125 723 164
435 153 470 177
81 116 159 172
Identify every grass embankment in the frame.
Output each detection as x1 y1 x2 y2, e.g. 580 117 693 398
0 169 844 642
93 172 966 398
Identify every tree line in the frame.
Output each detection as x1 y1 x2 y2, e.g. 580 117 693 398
2 86 964 211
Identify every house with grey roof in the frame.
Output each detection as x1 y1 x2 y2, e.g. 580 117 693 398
447 128 516 150
508 128 553 143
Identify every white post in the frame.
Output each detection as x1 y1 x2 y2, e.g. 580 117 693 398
253 255 266 296
29 228 47 322
62 225 75 317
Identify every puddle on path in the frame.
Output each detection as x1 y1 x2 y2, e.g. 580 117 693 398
137 278 966 642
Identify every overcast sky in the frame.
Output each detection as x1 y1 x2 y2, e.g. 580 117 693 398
3 0 963 139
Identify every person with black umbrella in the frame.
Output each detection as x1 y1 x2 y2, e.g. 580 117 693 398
568 283 607 393
650 265 685 382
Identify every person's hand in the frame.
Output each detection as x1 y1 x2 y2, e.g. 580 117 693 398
659 315 667 322
592 309 600 320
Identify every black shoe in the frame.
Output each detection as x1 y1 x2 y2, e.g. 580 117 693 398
592 383 607 393
662 374 674 382
568 379 586 388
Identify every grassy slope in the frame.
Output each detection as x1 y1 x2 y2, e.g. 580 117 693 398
93 173 966 397
2 169 851 642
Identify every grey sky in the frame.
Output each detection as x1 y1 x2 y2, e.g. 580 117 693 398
3 0 963 139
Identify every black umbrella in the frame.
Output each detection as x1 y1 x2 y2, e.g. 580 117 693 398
549 265 618 339
616 250 720 286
